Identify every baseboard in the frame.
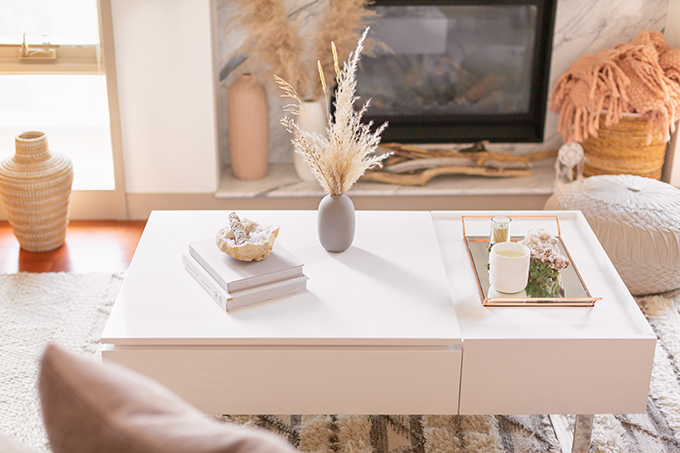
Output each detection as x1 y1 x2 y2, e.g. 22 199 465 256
124 192 551 220
0 192 551 221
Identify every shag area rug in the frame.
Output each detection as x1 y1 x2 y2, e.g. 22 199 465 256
1 272 680 453
0 272 125 452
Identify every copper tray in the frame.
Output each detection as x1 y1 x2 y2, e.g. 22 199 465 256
462 216 601 307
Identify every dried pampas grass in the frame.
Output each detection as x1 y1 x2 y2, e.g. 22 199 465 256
313 0 378 100
227 0 375 100
228 0 310 95
277 28 390 196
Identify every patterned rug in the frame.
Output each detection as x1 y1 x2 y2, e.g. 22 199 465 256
1 272 680 452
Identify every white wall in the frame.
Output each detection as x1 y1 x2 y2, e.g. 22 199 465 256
109 0 678 195
665 0 680 186
111 0 219 193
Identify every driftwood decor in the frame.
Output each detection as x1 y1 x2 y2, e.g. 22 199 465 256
361 142 557 186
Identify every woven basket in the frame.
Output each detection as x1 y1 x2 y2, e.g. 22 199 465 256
0 131 73 252
582 114 667 180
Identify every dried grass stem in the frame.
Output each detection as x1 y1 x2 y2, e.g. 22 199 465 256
277 28 390 196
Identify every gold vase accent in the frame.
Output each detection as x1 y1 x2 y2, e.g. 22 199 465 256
0 131 74 252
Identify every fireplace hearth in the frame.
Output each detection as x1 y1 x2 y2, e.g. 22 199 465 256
216 0 670 178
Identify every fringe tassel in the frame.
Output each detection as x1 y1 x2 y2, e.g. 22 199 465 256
551 30 680 143
646 109 671 143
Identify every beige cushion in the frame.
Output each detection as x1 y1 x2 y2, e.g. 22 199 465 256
38 344 298 453
545 174 680 295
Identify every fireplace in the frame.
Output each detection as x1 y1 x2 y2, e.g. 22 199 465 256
356 0 558 144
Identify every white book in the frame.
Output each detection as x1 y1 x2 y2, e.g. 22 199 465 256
182 253 308 311
189 239 304 293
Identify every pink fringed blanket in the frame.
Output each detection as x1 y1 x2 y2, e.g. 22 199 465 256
551 30 680 143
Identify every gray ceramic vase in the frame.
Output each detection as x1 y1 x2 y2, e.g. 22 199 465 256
317 193 355 252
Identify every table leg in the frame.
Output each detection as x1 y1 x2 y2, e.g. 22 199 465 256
572 414 594 453
549 414 594 453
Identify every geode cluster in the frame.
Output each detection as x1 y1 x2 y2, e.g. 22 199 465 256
520 229 570 298
215 213 280 262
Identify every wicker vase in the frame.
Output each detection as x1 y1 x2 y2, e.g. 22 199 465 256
582 114 667 180
0 131 74 252
228 74 269 180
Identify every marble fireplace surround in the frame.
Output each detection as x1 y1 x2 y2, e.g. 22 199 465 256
214 0 678 202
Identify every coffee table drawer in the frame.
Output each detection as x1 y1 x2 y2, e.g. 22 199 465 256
458 338 655 415
103 345 462 415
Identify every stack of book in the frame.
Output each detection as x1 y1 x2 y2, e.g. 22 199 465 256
182 239 307 311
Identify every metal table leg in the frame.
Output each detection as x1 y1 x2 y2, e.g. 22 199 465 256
549 414 594 453
572 414 594 453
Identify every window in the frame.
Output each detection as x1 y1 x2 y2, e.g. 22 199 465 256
0 0 117 191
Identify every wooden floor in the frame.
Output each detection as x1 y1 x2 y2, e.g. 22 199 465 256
0 220 147 273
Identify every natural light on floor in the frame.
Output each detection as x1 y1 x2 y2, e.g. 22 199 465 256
0 74 115 190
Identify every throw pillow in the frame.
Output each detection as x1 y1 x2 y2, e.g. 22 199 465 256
38 344 299 453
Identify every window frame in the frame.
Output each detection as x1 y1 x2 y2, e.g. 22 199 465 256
0 0 127 220
0 43 102 75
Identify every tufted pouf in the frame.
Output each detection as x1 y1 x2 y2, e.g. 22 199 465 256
545 174 680 295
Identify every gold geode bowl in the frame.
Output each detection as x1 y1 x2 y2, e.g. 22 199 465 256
215 217 280 262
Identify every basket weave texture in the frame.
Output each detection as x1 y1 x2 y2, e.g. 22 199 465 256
0 131 73 252
582 114 667 180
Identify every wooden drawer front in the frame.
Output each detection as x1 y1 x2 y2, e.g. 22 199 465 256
458 338 655 415
104 345 462 415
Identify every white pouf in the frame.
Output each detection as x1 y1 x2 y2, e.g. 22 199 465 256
545 174 680 295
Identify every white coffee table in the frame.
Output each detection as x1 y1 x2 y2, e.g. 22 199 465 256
101 209 655 453
431 210 656 452
101 210 463 415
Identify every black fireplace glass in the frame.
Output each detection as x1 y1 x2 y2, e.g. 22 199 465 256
357 0 557 143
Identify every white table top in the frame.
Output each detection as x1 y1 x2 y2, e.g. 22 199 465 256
102 209 654 349
101 210 462 347
432 210 655 341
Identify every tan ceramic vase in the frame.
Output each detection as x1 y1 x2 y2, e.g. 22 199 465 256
0 131 74 252
228 74 269 180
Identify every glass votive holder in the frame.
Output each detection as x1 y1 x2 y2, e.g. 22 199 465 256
489 215 511 247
